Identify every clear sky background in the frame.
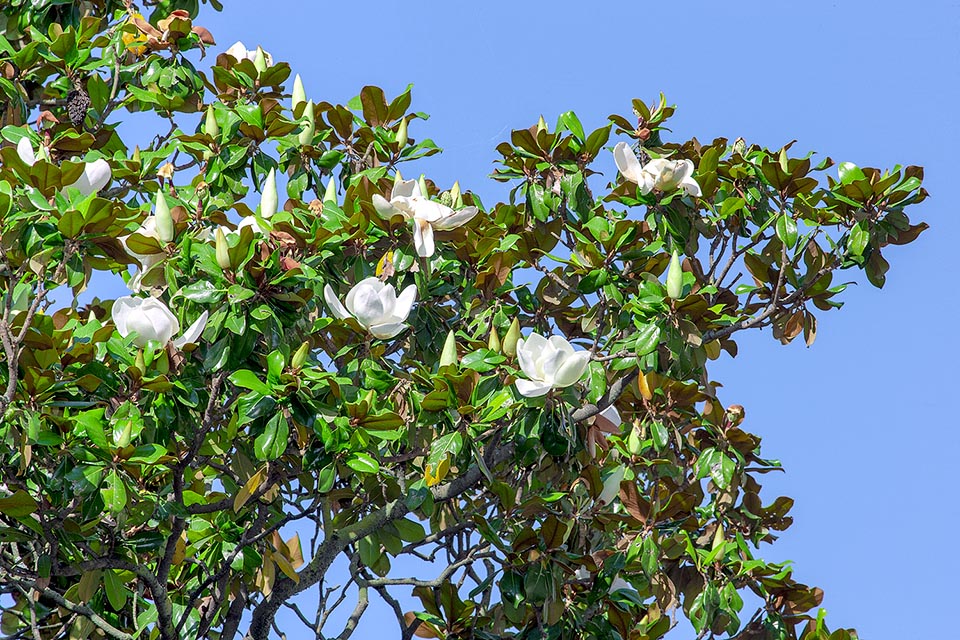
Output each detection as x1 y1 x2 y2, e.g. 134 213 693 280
129 0 960 637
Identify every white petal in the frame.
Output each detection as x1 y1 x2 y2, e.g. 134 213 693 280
613 142 643 184
350 285 386 329
16 137 36 166
345 277 383 315
368 322 407 339
323 284 351 320
69 159 111 196
111 296 138 336
598 404 621 429
225 41 249 60
432 206 478 231
515 378 553 398
390 284 417 323
392 179 420 199
609 576 634 593
173 310 208 348
373 194 402 220
552 350 590 387
537 341 567 383
547 335 575 356
517 334 547 381
376 284 398 321
411 199 447 223
413 218 435 257
598 466 625 505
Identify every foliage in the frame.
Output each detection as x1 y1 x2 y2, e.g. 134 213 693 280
0 2 928 640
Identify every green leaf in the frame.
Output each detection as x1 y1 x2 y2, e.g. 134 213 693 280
650 421 668 452
346 452 380 474
76 408 108 450
776 215 798 249
103 569 128 611
848 221 869 257
179 280 223 304
254 413 288 460
460 348 505 373
634 323 661 357
0 491 38 517
229 369 271 395
101 471 127 515
837 162 866 185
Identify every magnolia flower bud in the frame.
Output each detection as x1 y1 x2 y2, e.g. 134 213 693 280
450 180 462 208
393 170 404 187
155 192 174 243
439 330 458 367
215 227 231 270
116 419 133 449
396 117 408 148
418 174 429 200
291 340 310 370
261 168 278 218
253 46 268 73
488 325 501 352
132 145 141 165
537 114 547 133
298 100 315 146
502 318 521 358
666 250 683 300
323 177 337 204
204 105 219 139
291 74 306 112
733 137 747 156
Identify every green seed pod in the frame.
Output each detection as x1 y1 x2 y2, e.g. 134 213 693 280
502 317 521 358
396 117 408 148
253 46 268 73
323 177 337 204
260 168 278 218
291 340 310 370
215 227 231 270
155 191 174 243
666 250 683 300
439 330 457 367
291 74 306 112
204 105 219 139
298 100 315 146
488 325 501 353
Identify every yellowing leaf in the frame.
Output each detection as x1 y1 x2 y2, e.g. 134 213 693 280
234 465 267 512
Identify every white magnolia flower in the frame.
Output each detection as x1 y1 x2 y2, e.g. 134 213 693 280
598 465 626 505
609 576 634 594
373 179 478 257
588 404 622 458
121 217 165 293
224 41 273 67
613 141 701 197
323 276 417 339
514 332 590 398
17 137 112 197
112 296 208 348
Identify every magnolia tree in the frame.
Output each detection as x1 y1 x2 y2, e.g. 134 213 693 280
0 2 929 640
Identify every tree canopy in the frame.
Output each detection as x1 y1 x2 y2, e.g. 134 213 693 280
0 2 928 639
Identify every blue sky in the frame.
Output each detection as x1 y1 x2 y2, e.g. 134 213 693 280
136 0 959 636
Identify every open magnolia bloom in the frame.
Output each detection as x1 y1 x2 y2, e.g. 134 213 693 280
112 296 208 349
613 141 701 197
323 277 417 339
17 137 112 197
372 179 478 257
224 41 273 67
514 332 591 398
